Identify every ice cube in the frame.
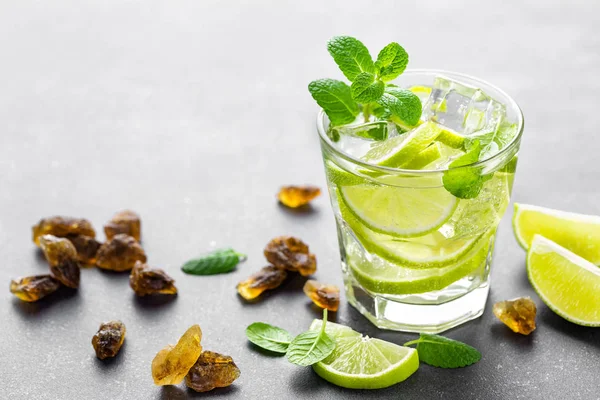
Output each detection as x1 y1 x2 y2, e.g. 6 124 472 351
332 120 391 141
422 75 506 136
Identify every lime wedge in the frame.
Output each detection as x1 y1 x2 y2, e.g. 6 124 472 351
308 319 419 389
324 160 364 187
409 85 432 104
347 230 492 295
527 235 600 326
339 175 458 237
513 203 600 265
401 143 441 170
437 128 465 149
339 198 478 268
363 121 443 167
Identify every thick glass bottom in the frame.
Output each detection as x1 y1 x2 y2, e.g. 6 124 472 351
344 275 490 334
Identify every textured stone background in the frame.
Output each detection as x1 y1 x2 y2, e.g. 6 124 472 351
1 1 598 399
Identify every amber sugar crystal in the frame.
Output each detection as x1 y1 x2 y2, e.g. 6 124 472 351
236 265 288 300
10 275 61 302
493 297 537 335
264 236 317 276
39 235 81 288
277 185 321 208
185 351 241 393
303 280 340 312
96 234 147 272
32 216 96 246
104 210 141 242
92 320 126 360
152 325 203 385
67 234 101 265
129 261 177 296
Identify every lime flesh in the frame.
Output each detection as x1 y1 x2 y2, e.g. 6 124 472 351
513 203 600 265
527 235 600 326
308 319 419 389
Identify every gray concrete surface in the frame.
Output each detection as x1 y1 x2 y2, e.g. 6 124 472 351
1 1 599 399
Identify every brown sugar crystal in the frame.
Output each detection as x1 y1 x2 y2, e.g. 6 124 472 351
236 265 288 300
185 351 240 393
96 234 146 272
129 261 177 296
277 185 321 208
264 236 317 276
32 216 95 246
104 210 141 242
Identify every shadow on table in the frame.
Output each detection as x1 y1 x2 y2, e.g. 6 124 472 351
158 385 239 399
539 307 600 350
277 202 319 217
11 286 79 317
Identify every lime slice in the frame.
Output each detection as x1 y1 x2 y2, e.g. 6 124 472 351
449 171 511 237
409 85 432 104
527 235 600 326
401 143 441 170
308 319 419 389
363 121 443 167
339 175 458 237
324 160 364 187
513 203 600 265
437 128 465 149
339 198 478 268
347 230 492 294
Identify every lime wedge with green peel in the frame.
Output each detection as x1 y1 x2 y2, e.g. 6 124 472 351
339 198 478 268
308 319 419 389
513 203 600 265
339 175 458 237
409 85 432 104
527 235 600 326
436 128 465 149
347 230 492 295
363 121 443 167
401 143 441 170
324 160 364 186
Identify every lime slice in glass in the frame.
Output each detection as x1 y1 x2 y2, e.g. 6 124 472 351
513 203 600 265
400 143 442 170
409 85 432 104
527 235 600 326
339 175 458 237
347 230 492 295
436 128 465 149
363 121 443 167
339 199 477 268
308 319 419 389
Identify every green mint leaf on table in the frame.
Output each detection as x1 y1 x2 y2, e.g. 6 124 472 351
308 79 359 127
375 42 409 82
181 248 245 275
442 140 485 199
246 322 293 354
286 309 335 366
377 87 422 127
350 72 385 103
327 36 375 81
404 333 481 368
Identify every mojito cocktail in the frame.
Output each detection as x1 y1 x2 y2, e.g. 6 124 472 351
311 38 523 333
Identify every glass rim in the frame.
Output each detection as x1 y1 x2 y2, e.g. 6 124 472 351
316 69 525 174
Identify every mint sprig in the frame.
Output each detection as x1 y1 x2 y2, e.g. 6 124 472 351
404 333 481 368
181 248 245 275
308 79 359 127
246 322 293 354
442 140 486 199
310 36 421 136
286 309 335 366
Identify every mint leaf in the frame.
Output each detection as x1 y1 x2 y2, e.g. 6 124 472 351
375 42 408 81
286 309 335 366
350 72 385 103
246 322 293 354
308 79 359 127
404 333 481 368
327 36 375 82
442 140 485 199
377 87 422 127
181 248 245 275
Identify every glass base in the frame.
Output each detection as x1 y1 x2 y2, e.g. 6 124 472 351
345 277 490 334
